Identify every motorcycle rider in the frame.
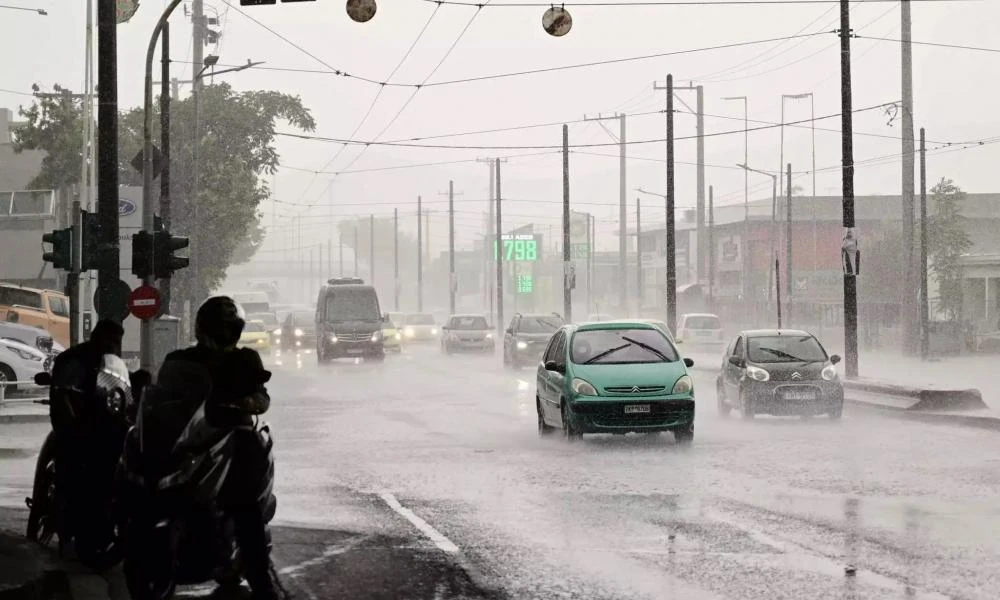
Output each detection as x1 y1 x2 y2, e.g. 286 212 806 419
47 319 126 554
161 296 278 600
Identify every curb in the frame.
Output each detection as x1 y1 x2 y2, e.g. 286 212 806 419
842 378 987 411
0 413 49 425
845 397 1000 431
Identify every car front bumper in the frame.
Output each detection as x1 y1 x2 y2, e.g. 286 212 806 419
322 339 384 358
742 380 844 415
446 337 495 352
567 396 695 434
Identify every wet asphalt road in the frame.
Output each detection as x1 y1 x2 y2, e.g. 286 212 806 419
2 343 1000 599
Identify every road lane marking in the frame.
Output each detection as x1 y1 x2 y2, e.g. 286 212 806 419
278 540 362 576
379 493 460 554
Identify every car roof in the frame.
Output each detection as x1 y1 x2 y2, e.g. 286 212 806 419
740 329 813 337
449 313 487 318
575 320 657 332
682 313 720 318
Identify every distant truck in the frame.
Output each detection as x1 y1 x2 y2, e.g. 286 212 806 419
0 282 70 348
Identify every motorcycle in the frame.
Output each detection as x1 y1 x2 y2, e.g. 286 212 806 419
120 359 277 600
25 354 137 571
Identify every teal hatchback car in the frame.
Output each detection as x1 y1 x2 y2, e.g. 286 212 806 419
536 321 696 444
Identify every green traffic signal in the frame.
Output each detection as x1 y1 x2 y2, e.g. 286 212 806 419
42 228 72 270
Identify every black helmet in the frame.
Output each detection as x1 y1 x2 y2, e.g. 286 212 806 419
196 296 246 349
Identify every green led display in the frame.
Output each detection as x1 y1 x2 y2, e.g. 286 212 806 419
517 274 534 294
493 235 541 262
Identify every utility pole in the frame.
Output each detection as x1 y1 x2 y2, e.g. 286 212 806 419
160 21 172 314
656 80 705 284
901 0 918 355
840 0 859 378
353 225 359 277
417 196 424 312
775 257 783 329
338 234 343 276
665 75 677 335
394 208 400 310
97 0 121 322
449 181 456 315
587 213 594 315
495 160 504 340
786 163 793 304
636 197 642 310
583 113 627 315
562 124 572 323
919 127 929 360
327 239 331 279
190 0 205 305
369 214 375 285
69 201 82 345
708 186 715 311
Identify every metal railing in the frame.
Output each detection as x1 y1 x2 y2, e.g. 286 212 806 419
0 381 49 406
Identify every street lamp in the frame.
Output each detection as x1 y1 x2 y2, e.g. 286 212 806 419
722 95 750 301
0 4 47 15
780 92 816 198
737 164 778 308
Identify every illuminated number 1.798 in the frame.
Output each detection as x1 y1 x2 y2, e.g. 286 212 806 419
495 239 538 261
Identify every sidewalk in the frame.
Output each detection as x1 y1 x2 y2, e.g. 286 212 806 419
855 350 1000 412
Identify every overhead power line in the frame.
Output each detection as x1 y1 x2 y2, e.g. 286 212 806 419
418 0 960 6
856 35 1000 54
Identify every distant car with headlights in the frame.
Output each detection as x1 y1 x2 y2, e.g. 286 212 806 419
238 320 272 353
315 278 385 362
716 329 843 420
382 315 402 353
247 312 280 345
536 321 695 443
676 313 724 346
280 310 317 351
441 314 494 354
503 313 564 369
0 338 49 391
402 313 439 342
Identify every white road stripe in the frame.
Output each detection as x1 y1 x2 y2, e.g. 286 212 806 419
379 492 460 554
278 540 361 576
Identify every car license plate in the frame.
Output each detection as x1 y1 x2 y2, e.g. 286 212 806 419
784 390 816 401
696 330 710 336
346 348 364 355
624 404 651 414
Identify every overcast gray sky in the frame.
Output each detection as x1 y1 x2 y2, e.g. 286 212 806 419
2 0 997 256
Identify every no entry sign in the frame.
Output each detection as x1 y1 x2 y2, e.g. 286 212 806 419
128 285 161 321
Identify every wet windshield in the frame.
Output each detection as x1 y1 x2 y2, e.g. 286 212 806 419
323 289 380 322
748 335 827 363
685 315 721 329
249 313 279 328
244 321 266 333
449 316 488 330
572 328 678 364
406 314 435 325
519 316 564 333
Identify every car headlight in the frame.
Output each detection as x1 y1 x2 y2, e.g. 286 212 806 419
485 333 493 340
404 327 414 337
294 328 304 337
431 328 438 335
273 328 282 337
10 347 42 361
571 378 598 396
516 341 527 350
328 334 338 343
821 364 838 381
106 390 125 414
672 374 693 395
371 331 381 342
746 365 770 382
395 333 402 341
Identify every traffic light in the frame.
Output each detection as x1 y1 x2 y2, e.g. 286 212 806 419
152 230 190 279
80 211 101 271
131 231 154 279
42 228 72 270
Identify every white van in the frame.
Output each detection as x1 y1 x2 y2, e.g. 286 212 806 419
677 313 724 345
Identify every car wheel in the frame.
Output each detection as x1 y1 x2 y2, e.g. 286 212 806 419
561 403 581 442
716 380 731 418
674 424 694 445
828 404 843 421
537 398 554 436
740 390 755 420
0 363 16 393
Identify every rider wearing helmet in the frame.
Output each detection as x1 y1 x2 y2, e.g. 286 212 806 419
162 296 278 600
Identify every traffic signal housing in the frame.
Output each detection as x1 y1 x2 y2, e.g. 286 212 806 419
152 230 190 279
131 231 154 279
42 228 72 271
80 211 101 271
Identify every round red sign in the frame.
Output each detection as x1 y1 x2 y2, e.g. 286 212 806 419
128 285 161 321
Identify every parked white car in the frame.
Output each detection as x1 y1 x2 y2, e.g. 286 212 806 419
0 338 48 392
0 322 63 354
677 313 725 345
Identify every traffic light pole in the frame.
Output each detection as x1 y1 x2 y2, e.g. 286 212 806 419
70 201 83 346
141 0 183 372
97 0 121 322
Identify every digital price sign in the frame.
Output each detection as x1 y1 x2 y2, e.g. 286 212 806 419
493 234 542 262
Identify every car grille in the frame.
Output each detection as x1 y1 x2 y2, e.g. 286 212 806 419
604 385 667 394
769 370 821 382
338 332 374 342
575 400 694 427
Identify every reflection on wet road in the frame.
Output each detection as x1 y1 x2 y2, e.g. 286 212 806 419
260 343 1000 600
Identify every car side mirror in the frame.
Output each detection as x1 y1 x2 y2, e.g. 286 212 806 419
33 372 52 386
544 360 563 373
830 354 842 365
684 358 694 368
728 356 745 368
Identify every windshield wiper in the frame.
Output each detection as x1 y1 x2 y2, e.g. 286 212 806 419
584 343 631 364
621 336 671 361
759 347 807 361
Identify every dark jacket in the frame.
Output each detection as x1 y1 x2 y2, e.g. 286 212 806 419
163 345 271 427
49 340 104 432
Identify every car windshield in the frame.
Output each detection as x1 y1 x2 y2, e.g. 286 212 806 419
406 314 435 325
747 335 828 363
685 315 721 329
249 313 278 328
519 316 564 333
571 328 679 364
323 288 380 321
449 316 488 330
293 311 315 328
243 321 265 333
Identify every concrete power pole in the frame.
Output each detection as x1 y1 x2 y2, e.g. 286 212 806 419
562 124 572 323
901 0 918 355
495 160 504 341
394 207 399 311
583 113 627 315
369 213 375 285
636 197 642 309
839 0 859 378
417 196 423 312
190 0 204 304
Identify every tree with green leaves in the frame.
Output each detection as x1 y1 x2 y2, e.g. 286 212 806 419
13 82 315 303
927 178 972 322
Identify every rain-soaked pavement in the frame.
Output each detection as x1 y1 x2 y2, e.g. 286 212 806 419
2 343 1000 599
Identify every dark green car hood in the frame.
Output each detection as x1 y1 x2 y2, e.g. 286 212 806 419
569 361 689 394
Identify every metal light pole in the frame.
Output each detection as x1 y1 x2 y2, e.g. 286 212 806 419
722 95 749 300
782 93 816 196
738 164 778 314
